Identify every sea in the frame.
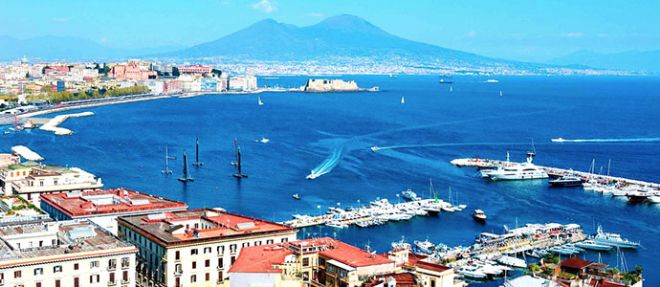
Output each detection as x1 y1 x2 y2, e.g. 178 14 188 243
2 75 660 285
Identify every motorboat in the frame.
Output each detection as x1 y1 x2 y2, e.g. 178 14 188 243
486 152 549 181
256 137 270 144
648 195 660 204
292 193 301 200
551 137 567 143
413 239 435 254
326 221 349 229
496 255 527 268
401 188 421 201
457 265 488 279
370 146 380 152
574 240 613 251
472 209 487 223
592 225 639 249
549 175 583 187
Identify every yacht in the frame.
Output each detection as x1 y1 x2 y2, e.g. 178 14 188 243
486 152 549 181
496 255 527 268
592 225 639 249
472 209 487 223
413 239 435 254
549 175 583 187
457 265 488 279
401 189 421 201
648 195 660 204
574 240 613 251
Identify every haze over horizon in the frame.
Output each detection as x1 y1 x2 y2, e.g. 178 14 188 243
2 0 659 63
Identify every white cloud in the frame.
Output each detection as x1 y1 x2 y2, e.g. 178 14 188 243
560 32 584 38
251 0 276 13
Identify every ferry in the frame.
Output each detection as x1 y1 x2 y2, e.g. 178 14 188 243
592 226 639 249
549 175 583 187
486 152 549 181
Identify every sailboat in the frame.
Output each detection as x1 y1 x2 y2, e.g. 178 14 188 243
499 90 503 97
258 96 264 106
177 150 194 182
449 86 453 92
161 146 173 175
192 137 203 167
232 139 248 179
400 96 405 104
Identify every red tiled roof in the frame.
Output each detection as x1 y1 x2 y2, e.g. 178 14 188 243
560 257 593 270
415 260 452 273
591 279 626 287
317 238 393 268
228 244 291 273
40 189 188 217
363 273 417 287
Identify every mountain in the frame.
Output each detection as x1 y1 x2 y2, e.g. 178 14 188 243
172 14 513 66
0 36 183 61
549 50 660 73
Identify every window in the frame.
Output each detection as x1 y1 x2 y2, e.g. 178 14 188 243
229 244 237 253
191 248 198 255
204 247 212 254
110 273 116 284
255 240 262 246
14 270 21 278
266 239 274 244
91 260 99 268
303 258 310 267
218 258 224 269
36 283 42 287
231 256 235 264
192 262 197 269
217 246 224 254
175 250 180 260
89 274 100 283
74 277 79 287
109 258 117 269
281 238 288 243
242 242 250 248
205 259 210 267
122 271 129 282
175 277 181 287
55 280 61 287
190 275 197 283
74 263 79 270
121 257 130 268
53 265 63 273
205 273 210 281
34 268 43 276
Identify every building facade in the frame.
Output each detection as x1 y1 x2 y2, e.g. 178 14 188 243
116 208 297 287
0 220 138 287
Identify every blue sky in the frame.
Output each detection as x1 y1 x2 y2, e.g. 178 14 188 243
1 0 659 61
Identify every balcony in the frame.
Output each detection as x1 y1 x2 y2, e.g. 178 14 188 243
108 281 117 286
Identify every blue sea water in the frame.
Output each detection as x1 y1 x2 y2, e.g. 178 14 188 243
2 75 660 285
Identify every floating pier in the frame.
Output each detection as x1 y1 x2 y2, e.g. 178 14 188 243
39 111 94 135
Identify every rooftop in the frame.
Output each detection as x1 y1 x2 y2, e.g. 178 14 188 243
0 220 136 267
229 237 393 274
40 188 188 217
560 257 594 270
117 208 294 245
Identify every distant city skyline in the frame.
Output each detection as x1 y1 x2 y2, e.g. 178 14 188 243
1 0 659 62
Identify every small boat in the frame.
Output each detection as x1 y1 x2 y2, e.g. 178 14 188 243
413 239 435 254
449 86 453 92
551 137 567 143
161 146 173 175
549 175 583 187
499 90 503 97
370 146 380 152
485 79 499 83
496 255 527 268
574 240 613 251
400 96 405 104
457 265 488 279
22 120 36 129
626 191 650 204
472 209 487 223
258 96 264 106
256 137 270 144
305 171 319 180
401 189 421 201
439 78 454 84
292 193 301 200
326 221 349 229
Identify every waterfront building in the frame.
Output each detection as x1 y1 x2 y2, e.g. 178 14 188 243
227 237 449 287
0 195 52 227
176 65 213 76
40 188 188 234
0 154 20 169
0 220 137 287
200 77 218 92
108 61 157 81
0 161 103 204
228 75 257 91
303 79 359 92
116 208 297 287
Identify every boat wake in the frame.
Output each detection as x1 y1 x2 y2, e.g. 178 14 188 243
306 146 344 179
551 137 660 143
372 142 522 151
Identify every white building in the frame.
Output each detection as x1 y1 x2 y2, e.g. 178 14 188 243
117 208 297 287
0 162 103 204
0 220 138 287
228 75 257 91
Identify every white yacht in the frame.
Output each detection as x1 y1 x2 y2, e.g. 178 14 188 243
486 152 548 181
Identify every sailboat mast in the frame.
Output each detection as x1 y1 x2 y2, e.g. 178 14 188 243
165 146 169 170
236 147 242 174
195 137 199 163
182 151 188 178
607 158 611 176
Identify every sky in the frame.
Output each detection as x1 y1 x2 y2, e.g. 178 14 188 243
1 0 659 62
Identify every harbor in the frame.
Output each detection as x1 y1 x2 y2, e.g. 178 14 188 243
283 191 466 229
451 153 660 205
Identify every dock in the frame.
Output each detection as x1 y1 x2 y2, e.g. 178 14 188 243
39 111 94 135
283 197 463 229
